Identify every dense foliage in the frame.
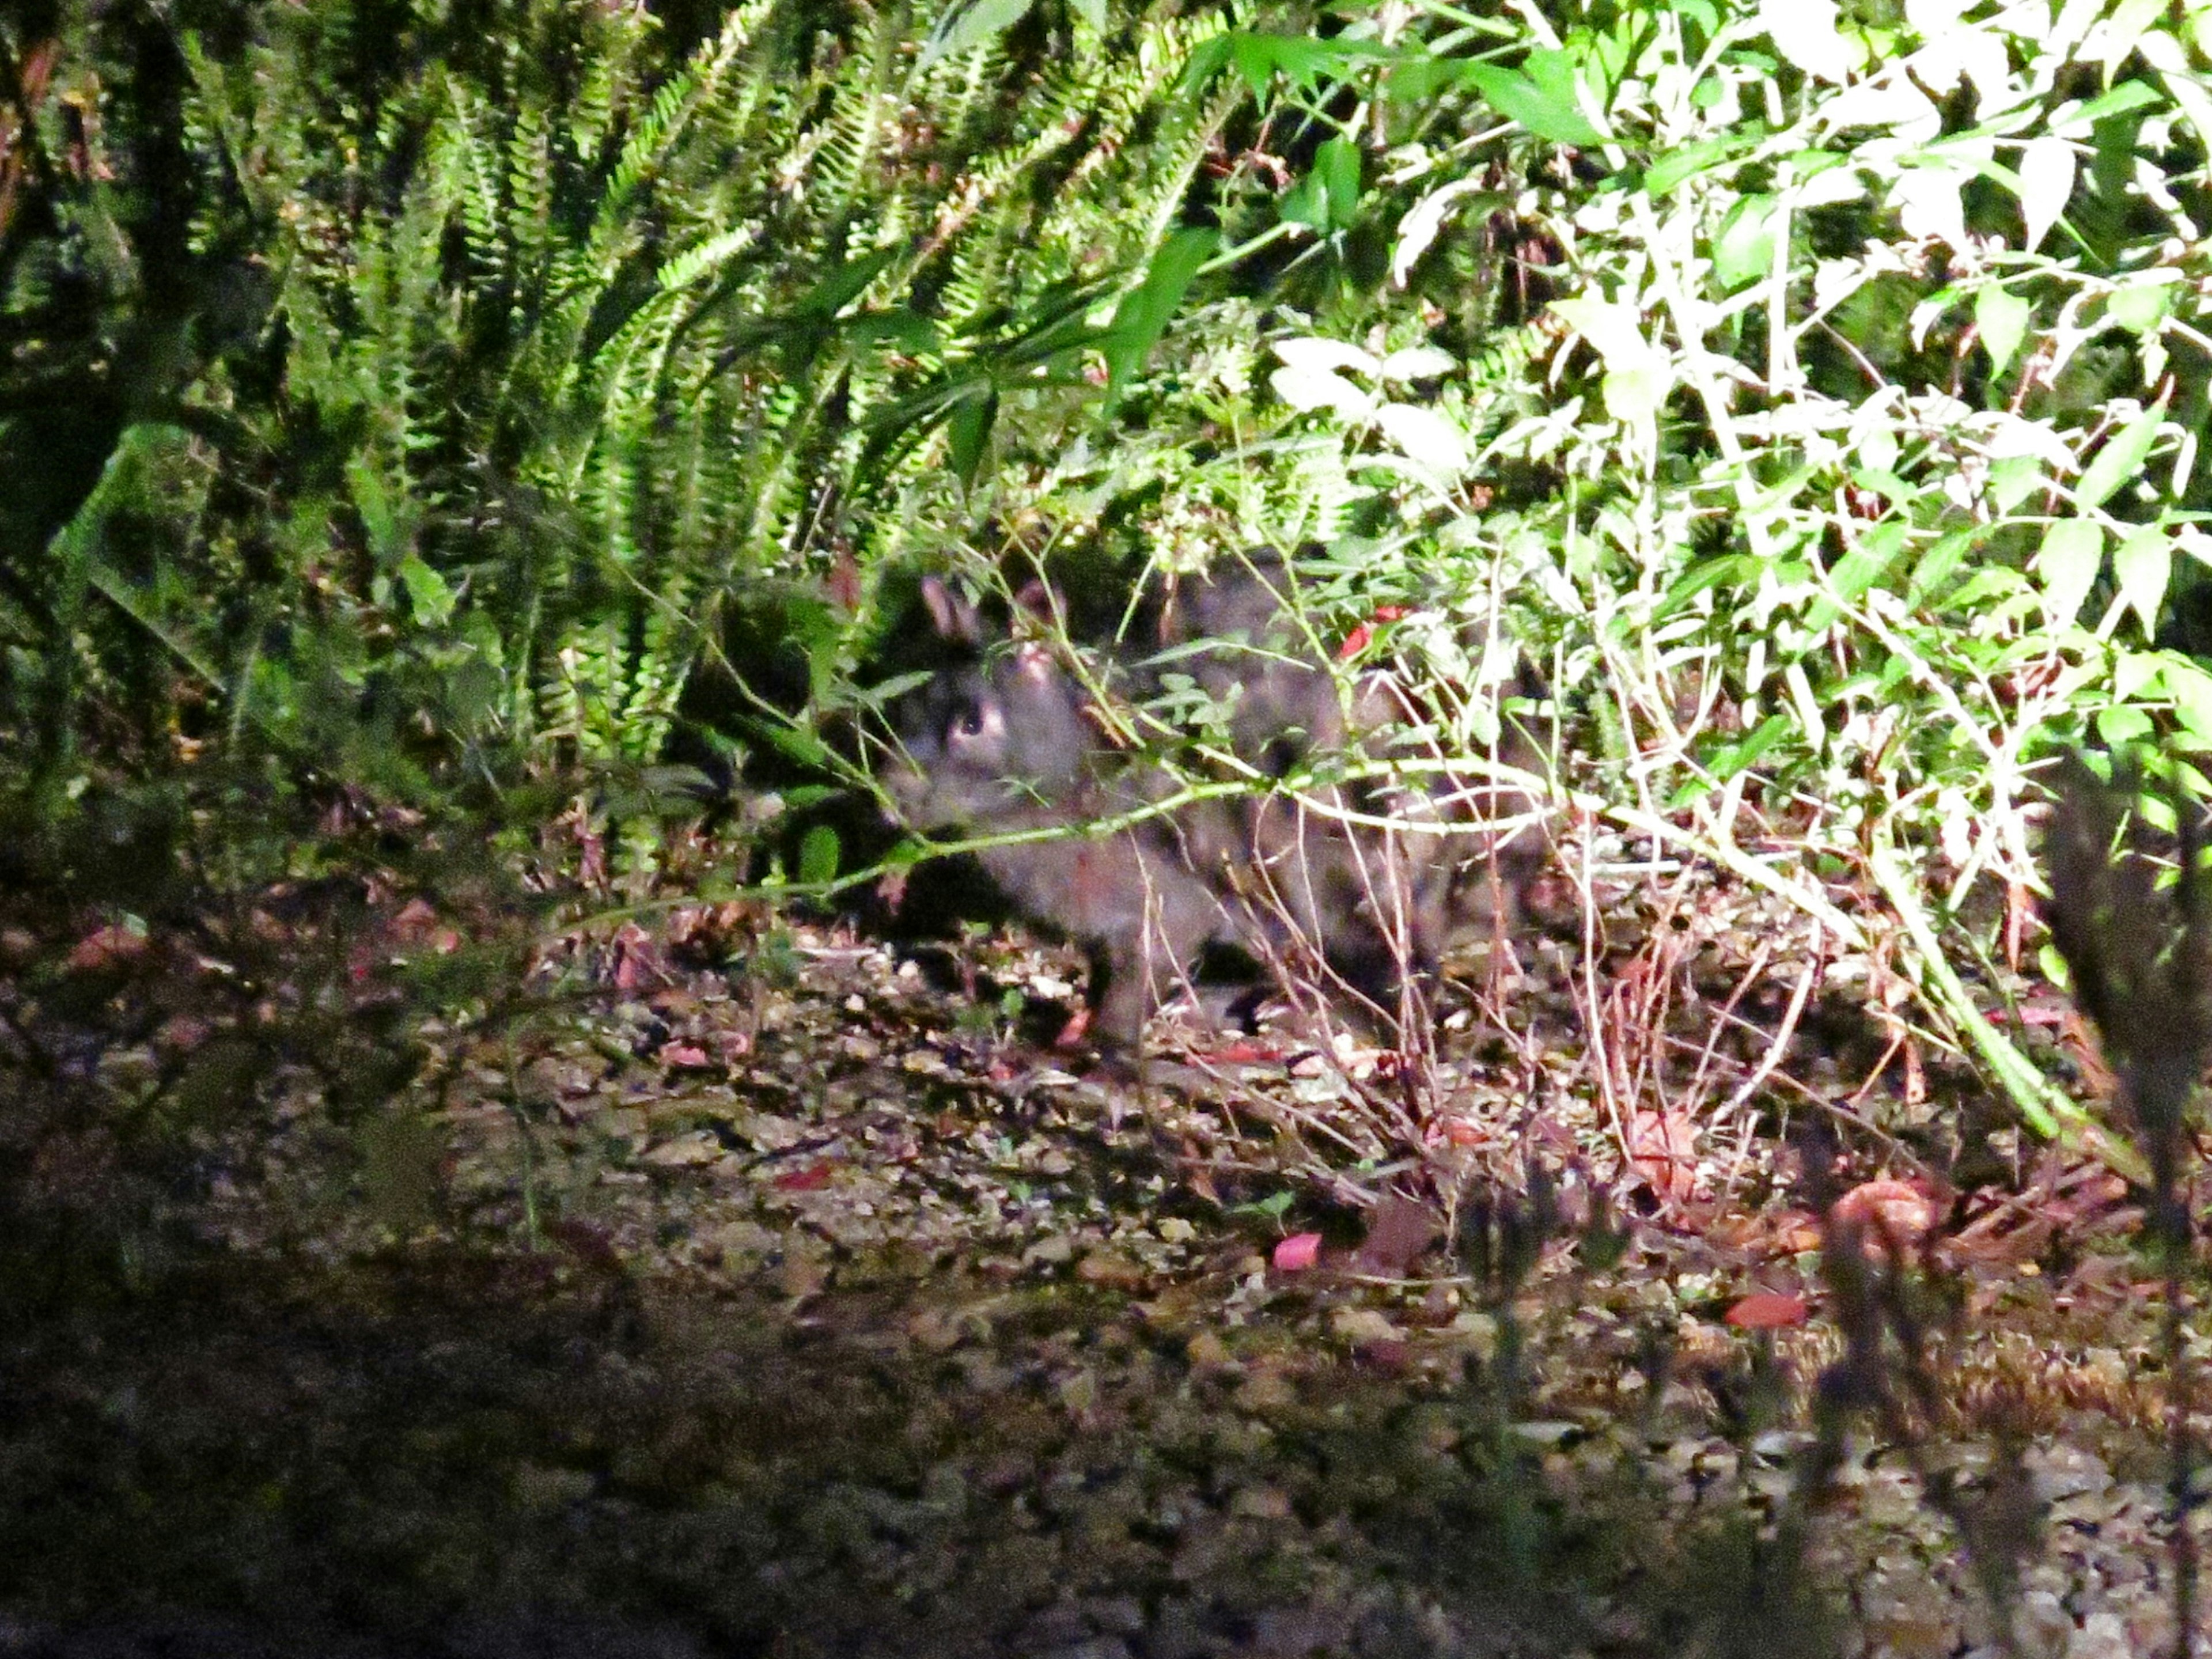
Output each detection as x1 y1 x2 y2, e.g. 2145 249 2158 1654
9 0 2212 1216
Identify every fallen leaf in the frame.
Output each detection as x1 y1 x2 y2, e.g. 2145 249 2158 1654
772 1161 837 1192
1627 1108 1702 1203
1273 1233 1324 1272
1725 1291 1808 1330
660 1043 711 1069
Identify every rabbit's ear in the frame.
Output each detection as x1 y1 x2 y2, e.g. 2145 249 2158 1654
921 575 982 645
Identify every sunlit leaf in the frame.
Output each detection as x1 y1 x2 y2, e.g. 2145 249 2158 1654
1712 194 1778 291
1373 404 1469 478
2035 519 2104 626
919 0 1034 68
1103 228 1217 402
1463 62 1604 145
1759 0 1849 80
2108 273 2180 335
2075 395 2168 510
1976 285 2032 380
2113 524 2171 638
2015 137 2075 251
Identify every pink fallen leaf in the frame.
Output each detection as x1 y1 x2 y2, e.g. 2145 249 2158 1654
1273 1232 1324 1272
660 1043 711 1069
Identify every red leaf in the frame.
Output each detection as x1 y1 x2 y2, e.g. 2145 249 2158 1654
1725 1291 1808 1330
660 1043 711 1069
773 1161 837 1192
1273 1232 1324 1272
1335 622 1373 663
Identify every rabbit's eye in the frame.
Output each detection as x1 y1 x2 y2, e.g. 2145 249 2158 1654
955 705 988 740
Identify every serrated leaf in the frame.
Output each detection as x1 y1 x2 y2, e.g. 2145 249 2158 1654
2075 394 2168 511
2034 518 2104 626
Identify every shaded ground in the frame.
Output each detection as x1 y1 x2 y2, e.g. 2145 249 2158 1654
0 887 2202 1658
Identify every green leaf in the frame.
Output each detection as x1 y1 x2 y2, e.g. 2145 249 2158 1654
2063 79 2163 131
1644 138 1733 197
2161 656 2212 743
919 0 1035 68
2107 274 2179 335
1104 228 1217 402
1711 194 1778 291
397 555 457 628
1705 713 1793 781
2034 519 2104 626
2075 394 2168 511
1071 0 1104 28
1282 138 1361 233
1463 62 1605 146
1976 285 2031 380
798 825 840 887
2113 524 2171 638
948 385 999 484
1805 520 1906 631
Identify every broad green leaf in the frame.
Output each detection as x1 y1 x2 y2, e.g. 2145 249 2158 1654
1892 164 1966 249
1712 194 1778 291
2034 518 2104 625
1378 345 1456 382
1645 138 1733 197
2107 273 2179 334
1987 452 2043 514
1071 0 1104 28
1103 229 1217 402
919 0 1035 68
1275 337 1382 378
2161 656 2212 743
2075 394 2168 510
1463 62 1605 145
1320 136 1362 226
1976 285 2032 379
1271 338 1378 418
2113 524 2171 638
1906 528 1974 602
